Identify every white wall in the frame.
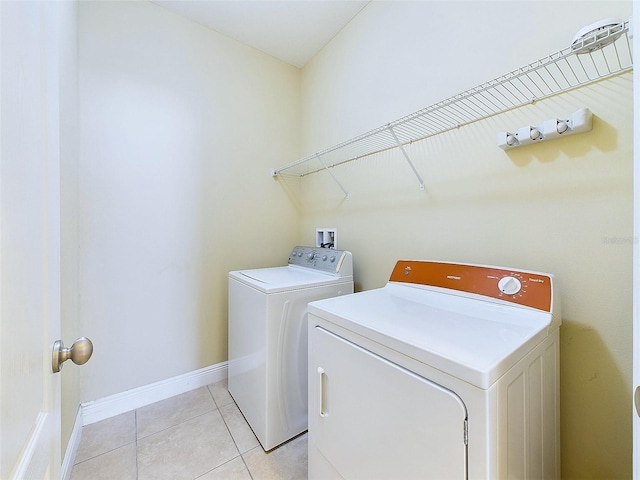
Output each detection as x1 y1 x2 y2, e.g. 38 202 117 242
632 1 639 476
78 1 300 402
73 1 635 476
298 1 633 478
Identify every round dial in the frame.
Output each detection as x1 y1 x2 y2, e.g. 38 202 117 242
307 252 316 260
498 276 522 295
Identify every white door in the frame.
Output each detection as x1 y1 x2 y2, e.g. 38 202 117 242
1 1 63 478
633 1 640 479
309 326 468 480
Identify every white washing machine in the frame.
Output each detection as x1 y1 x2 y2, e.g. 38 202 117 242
228 246 353 451
308 260 561 480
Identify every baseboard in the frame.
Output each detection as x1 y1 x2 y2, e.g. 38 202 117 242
61 407 83 480
81 361 228 426
11 412 49 479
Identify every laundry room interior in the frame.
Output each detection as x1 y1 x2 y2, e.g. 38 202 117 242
5 0 636 478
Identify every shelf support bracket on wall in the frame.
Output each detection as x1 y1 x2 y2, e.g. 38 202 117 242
316 153 350 199
271 19 631 197
387 124 425 191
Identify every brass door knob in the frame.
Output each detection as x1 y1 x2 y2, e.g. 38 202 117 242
52 337 93 373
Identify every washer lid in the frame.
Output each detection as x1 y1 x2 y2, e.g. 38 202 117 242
230 266 352 294
308 282 556 389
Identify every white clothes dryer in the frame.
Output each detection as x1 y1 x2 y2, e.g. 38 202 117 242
308 260 561 480
228 246 353 451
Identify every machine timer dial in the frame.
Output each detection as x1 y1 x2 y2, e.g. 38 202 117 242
498 276 522 295
307 252 316 260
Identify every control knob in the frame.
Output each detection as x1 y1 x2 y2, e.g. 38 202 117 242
307 252 316 260
498 276 522 295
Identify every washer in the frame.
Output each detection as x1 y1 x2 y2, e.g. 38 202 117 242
308 260 561 479
228 246 353 451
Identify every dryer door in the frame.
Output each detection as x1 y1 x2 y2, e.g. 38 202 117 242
310 326 468 480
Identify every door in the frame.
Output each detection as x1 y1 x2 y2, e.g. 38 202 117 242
633 1 640 479
1 1 63 478
309 326 468 480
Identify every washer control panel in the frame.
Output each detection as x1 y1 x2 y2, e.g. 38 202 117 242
288 246 353 276
389 260 553 312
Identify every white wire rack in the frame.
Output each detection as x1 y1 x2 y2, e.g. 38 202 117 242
272 19 633 196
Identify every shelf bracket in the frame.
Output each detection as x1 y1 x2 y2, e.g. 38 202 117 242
316 153 350 199
387 125 425 191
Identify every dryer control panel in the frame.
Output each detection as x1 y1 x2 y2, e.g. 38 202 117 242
288 246 353 276
389 260 553 312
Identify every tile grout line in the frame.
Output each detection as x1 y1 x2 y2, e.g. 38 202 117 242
209 385 248 468
136 387 222 480
70 411 139 478
136 388 218 442
71 416 138 468
77 382 266 480
201 384 233 479
137 408 216 442
207 384 256 480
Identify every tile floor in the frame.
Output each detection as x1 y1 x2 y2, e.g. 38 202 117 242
69 380 308 480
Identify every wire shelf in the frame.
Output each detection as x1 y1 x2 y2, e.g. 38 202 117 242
272 19 633 192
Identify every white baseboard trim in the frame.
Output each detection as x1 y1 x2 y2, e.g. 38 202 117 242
11 412 49 479
81 362 228 426
61 407 83 480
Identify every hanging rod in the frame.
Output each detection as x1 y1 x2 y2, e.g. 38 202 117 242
272 18 633 187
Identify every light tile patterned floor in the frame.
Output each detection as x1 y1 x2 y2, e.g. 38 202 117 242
70 380 308 480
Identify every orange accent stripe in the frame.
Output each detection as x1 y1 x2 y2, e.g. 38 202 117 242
389 261 552 312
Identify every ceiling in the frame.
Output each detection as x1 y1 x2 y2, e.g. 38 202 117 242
151 1 371 68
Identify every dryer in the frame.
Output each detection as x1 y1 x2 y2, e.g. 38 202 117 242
308 260 561 479
228 246 353 451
